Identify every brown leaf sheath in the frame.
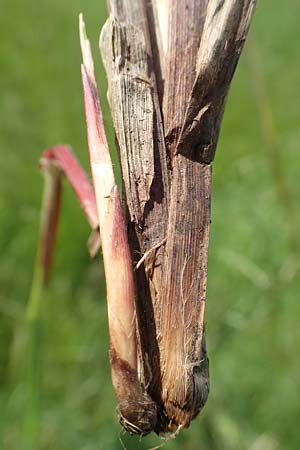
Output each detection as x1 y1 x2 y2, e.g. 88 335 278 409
160 162 211 427
104 0 211 429
99 0 257 433
160 0 256 427
100 12 171 424
163 0 208 159
178 0 257 162
100 19 154 224
158 0 210 428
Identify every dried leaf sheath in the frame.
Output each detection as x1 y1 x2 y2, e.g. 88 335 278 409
100 10 171 422
100 20 154 224
100 2 211 429
159 5 257 420
157 0 210 426
178 0 257 162
163 0 208 158
96 0 256 434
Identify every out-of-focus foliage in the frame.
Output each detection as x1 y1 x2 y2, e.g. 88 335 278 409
0 1 299 449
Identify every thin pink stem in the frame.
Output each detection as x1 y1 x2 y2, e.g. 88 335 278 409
38 145 100 283
38 160 62 285
41 145 99 230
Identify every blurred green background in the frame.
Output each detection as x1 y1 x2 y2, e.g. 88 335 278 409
1 1 300 449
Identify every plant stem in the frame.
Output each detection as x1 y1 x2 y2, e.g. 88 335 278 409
23 162 62 449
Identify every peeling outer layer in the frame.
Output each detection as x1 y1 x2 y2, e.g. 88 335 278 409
177 0 257 163
100 18 155 225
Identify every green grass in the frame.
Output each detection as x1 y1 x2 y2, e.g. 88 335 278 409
1 1 300 449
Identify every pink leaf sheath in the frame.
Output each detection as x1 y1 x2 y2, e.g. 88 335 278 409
80 14 157 435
